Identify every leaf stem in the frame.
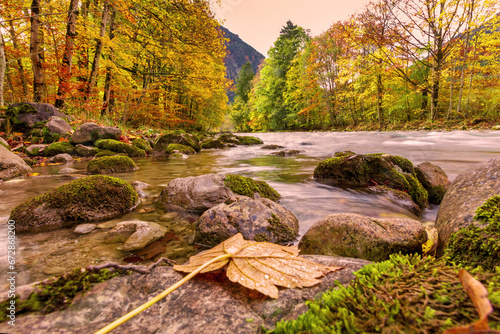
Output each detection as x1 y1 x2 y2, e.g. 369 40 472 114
94 253 232 334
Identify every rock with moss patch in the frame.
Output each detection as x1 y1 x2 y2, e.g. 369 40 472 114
45 116 72 135
75 144 97 157
4 102 68 133
71 123 122 145
154 131 201 153
197 195 299 246
105 220 168 251
166 143 196 155
87 156 137 174
201 138 225 149
157 173 281 213
10 175 138 233
415 162 450 204
49 153 74 164
299 213 427 262
237 136 263 145
0 144 33 180
435 157 500 255
132 138 152 153
44 142 75 157
218 133 263 146
0 137 9 149
94 139 146 157
25 144 47 157
445 196 500 271
261 144 284 150
270 150 302 157
314 152 428 212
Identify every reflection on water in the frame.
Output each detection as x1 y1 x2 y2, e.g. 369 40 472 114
1 130 499 289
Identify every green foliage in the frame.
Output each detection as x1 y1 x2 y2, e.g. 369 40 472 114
44 142 75 157
224 174 281 202
446 196 500 271
235 62 255 104
87 156 137 174
0 268 124 321
270 254 500 333
94 139 146 157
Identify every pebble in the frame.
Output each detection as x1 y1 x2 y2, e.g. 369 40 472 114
74 223 97 235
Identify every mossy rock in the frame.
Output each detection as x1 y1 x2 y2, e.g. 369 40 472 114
44 142 75 157
237 135 263 145
87 156 137 174
95 150 121 157
201 138 225 149
10 175 138 233
224 174 281 202
154 132 201 152
404 173 429 209
445 196 500 271
218 133 240 144
132 138 152 153
271 254 500 333
166 143 196 155
42 127 62 144
386 155 415 174
94 139 146 158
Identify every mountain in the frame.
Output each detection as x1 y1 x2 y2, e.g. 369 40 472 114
221 26 265 101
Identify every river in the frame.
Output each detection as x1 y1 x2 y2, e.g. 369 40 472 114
1 130 500 289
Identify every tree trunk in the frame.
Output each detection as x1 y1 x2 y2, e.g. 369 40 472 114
77 0 91 95
377 72 383 125
30 0 46 102
9 21 29 100
465 34 479 117
457 0 474 117
0 33 6 106
55 0 79 108
447 61 456 120
430 63 441 120
86 2 109 98
102 7 117 116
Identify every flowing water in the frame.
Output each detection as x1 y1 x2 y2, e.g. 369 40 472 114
1 130 500 291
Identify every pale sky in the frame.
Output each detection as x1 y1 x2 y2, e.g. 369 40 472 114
214 0 372 56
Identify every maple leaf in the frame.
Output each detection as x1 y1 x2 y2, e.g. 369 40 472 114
174 233 341 299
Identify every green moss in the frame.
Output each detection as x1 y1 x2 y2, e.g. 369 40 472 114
95 150 122 157
224 174 281 202
132 138 152 152
201 138 225 149
10 175 138 232
23 158 37 166
94 139 146 157
427 185 447 204
445 196 500 271
386 155 415 174
42 127 61 144
266 213 296 243
44 141 75 157
270 254 500 333
334 150 356 157
166 143 196 155
154 132 201 152
404 173 429 209
237 136 263 145
87 156 137 174
0 268 125 321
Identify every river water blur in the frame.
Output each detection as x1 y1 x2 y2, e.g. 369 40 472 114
1 130 500 289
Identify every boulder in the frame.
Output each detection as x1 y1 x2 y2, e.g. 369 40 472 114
0 255 369 334
157 173 281 212
87 156 137 174
369 185 421 216
58 167 79 175
154 132 201 153
435 157 500 255
25 144 47 157
94 139 146 157
299 213 427 262
0 137 9 149
9 175 138 233
201 138 225 149
131 138 152 152
73 223 96 235
165 143 196 155
132 181 150 198
44 142 75 157
314 152 428 212
0 144 33 180
71 123 122 145
5 102 68 132
415 162 451 204
49 153 74 164
197 196 299 246
45 116 72 135
218 133 263 146
75 144 97 157
105 220 168 251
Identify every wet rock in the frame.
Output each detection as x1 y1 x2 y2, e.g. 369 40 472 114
45 116 72 134
0 144 33 180
0 255 369 334
201 138 225 149
87 156 137 174
218 133 263 146
165 143 196 155
154 132 201 153
435 157 500 255
71 122 122 145
132 181 150 198
197 195 299 246
49 153 74 164
75 144 97 157
415 162 451 204
299 213 427 262
369 185 421 216
25 144 47 157
314 152 428 212
0 137 9 148
105 221 168 251
270 150 302 157
5 102 68 132
261 145 285 150
94 139 146 158
74 223 97 235
131 138 152 153
10 175 138 233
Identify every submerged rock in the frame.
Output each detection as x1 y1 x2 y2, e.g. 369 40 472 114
435 157 500 255
270 150 302 157
73 223 97 235
415 162 450 204
197 195 299 246
10 175 138 233
0 144 33 180
299 213 427 262
0 255 369 334
105 220 168 251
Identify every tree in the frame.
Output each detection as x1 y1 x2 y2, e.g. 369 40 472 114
235 62 254 104
30 0 46 102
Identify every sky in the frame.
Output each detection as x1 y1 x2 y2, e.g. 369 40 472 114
214 0 372 56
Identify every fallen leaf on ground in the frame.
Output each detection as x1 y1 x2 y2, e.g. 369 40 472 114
174 233 343 299
443 269 493 334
